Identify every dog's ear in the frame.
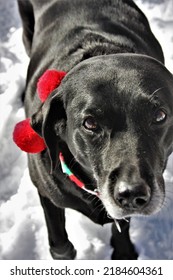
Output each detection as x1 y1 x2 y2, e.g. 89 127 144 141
31 92 67 172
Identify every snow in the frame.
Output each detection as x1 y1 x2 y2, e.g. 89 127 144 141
0 0 173 260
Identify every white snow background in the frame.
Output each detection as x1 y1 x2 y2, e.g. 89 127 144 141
0 0 173 260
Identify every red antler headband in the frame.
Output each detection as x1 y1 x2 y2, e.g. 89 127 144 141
13 69 66 153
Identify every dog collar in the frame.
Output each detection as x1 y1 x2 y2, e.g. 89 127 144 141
59 153 99 196
59 154 123 232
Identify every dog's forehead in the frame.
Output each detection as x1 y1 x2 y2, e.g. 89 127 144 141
62 54 173 116
63 54 171 96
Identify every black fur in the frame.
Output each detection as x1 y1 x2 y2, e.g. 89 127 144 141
17 0 173 259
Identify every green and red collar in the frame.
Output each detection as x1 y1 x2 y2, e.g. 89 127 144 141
59 153 99 196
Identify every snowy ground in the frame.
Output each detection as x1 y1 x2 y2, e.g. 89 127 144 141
0 0 173 260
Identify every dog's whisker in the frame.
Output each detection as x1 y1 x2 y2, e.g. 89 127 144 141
90 201 105 217
69 157 78 169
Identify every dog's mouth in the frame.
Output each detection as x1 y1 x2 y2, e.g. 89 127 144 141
59 152 165 224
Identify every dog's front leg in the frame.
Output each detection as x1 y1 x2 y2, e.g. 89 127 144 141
111 219 138 260
39 194 76 260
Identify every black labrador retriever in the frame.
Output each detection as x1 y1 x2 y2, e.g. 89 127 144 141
17 0 173 259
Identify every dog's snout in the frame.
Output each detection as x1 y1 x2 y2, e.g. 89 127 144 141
114 181 151 210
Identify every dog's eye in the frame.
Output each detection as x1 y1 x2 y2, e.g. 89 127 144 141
153 109 167 124
83 116 98 131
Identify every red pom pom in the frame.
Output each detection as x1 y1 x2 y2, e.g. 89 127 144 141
37 69 66 102
13 118 46 153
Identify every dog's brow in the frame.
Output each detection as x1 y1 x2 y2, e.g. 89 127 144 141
83 107 105 116
148 87 166 105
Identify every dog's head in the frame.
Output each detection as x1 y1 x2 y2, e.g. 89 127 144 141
31 54 173 219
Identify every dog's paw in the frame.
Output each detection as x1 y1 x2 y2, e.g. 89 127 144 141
50 241 77 260
111 249 138 260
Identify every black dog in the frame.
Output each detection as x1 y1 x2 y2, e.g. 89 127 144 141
17 0 173 259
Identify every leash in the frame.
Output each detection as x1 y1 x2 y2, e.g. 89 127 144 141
59 153 99 196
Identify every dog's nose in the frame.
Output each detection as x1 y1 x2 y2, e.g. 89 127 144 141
114 181 151 210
